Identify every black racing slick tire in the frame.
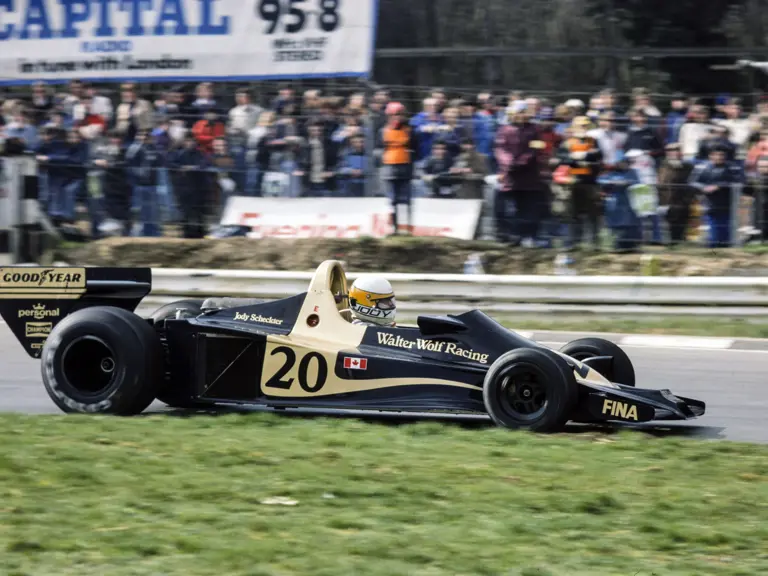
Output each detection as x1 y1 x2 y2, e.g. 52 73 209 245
149 299 204 323
558 338 635 387
41 306 164 415
483 348 579 432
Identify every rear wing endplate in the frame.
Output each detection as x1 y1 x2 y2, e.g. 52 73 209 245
0 266 152 358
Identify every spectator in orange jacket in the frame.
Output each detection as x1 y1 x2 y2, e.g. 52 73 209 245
556 116 604 249
381 101 417 234
192 110 226 154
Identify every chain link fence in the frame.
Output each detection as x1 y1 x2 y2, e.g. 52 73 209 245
1 62 768 257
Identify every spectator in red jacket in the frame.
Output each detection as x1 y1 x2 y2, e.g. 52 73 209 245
75 93 108 141
191 110 226 154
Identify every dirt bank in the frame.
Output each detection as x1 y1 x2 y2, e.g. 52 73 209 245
56 237 768 276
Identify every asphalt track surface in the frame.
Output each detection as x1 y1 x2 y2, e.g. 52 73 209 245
1 315 766 443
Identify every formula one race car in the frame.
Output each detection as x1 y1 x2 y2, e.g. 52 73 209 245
0 262 705 431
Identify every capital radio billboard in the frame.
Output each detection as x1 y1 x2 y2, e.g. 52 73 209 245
0 0 377 84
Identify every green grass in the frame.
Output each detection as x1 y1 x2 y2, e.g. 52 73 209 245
1 414 767 576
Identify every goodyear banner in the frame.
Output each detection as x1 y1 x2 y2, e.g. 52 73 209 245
0 0 378 84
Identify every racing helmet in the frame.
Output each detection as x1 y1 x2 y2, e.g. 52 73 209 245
349 276 397 326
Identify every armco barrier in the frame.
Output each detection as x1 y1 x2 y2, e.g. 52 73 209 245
150 269 768 308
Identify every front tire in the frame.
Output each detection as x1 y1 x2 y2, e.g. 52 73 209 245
558 338 635 387
483 347 579 432
41 307 164 415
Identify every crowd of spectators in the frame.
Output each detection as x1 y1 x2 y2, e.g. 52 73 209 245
0 80 767 248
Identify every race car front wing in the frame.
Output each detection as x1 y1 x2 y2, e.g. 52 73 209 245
581 383 706 424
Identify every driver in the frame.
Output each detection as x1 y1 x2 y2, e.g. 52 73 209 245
348 275 397 327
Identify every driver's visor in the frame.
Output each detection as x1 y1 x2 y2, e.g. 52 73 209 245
372 296 396 310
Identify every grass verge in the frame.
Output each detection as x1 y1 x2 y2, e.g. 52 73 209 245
493 316 768 339
396 316 768 339
1 414 767 576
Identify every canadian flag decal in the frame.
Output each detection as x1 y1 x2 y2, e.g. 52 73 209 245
343 357 368 370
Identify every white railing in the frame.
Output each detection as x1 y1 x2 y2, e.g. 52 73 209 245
150 268 768 307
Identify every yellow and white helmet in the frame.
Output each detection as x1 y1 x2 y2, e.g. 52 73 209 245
349 275 396 326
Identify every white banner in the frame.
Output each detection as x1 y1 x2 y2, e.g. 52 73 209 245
0 0 377 84
219 196 483 240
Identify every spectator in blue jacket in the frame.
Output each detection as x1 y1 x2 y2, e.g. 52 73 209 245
61 130 91 227
624 108 664 166
150 119 179 223
35 127 68 217
476 92 499 170
190 82 218 124
665 93 688 144
338 133 367 197
460 98 494 160
697 125 737 164
125 130 165 237
93 131 132 237
422 139 457 198
151 120 173 153
435 106 466 161
227 129 249 196
169 134 211 239
36 127 71 226
39 129 98 234
688 143 742 247
44 111 68 132
331 114 364 155
409 97 443 163
4 110 39 152
597 151 643 252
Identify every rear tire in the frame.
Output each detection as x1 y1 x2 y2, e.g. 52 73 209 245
558 338 635 387
483 347 578 432
41 306 164 415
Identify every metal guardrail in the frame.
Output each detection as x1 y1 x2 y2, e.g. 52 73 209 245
150 269 768 308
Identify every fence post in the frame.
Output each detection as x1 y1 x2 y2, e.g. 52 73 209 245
4 156 25 264
731 181 743 247
480 176 497 241
0 158 10 265
363 80 377 198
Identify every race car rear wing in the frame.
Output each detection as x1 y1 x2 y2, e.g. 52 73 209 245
0 266 152 358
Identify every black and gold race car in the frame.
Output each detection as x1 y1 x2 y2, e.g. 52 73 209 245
0 261 705 431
